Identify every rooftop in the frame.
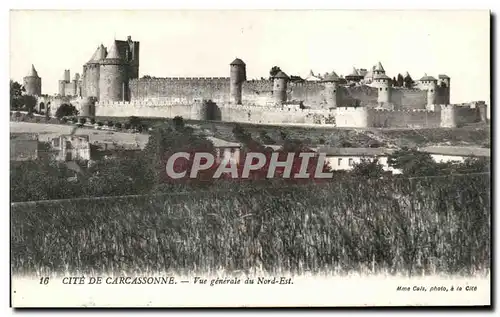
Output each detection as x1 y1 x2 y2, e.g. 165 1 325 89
230 58 246 66
105 41 121 60
373 73 391 80
420 73 437 81
88 44 107 63
418 146 490 157
26 64 39 78
10 139 38 161
374 62 385 72
322 71 340 82
273 71 289 79
207 137 241 148
316 147 395 157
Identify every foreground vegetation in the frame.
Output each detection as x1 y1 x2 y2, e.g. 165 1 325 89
10 117 491 276
11 174 490 276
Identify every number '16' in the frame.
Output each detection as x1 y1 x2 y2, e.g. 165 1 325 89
39 277 49 285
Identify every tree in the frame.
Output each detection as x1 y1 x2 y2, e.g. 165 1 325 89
269 66 282 78
351 159 386 179
128 116 141 127
388 148 439 176
397 73 404 87
403 74 414 88
55 103 78 119
172 116 185 131
10 80 25 110
143 125 217 186
22 95 37 114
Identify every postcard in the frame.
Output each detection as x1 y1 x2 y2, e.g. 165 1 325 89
9 9 491 307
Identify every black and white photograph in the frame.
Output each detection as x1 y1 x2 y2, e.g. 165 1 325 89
8 8 491 307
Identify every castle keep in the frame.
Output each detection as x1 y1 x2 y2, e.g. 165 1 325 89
29 35 486 128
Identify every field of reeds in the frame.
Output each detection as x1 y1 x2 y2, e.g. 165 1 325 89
11 174 490 277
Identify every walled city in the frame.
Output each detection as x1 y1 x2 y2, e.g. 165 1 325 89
23 36 488 128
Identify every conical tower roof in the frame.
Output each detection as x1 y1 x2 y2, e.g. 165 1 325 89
88 44 106 63
322 71 340 82
106 40 121 60
230 58 245 66
374 61 385 72
26 64 39 77
274 70 289 79
420 73 437 81
349 67 360 76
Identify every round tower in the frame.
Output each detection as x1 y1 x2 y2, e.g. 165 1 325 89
58 80 66 96
23 65 42 96
80 97 97 117
99 41 128 102
373 73 391 105
229 58 246 104
438 74 450 104
85 44 106 99
273 70 289 105
322 71 341 108
420 74 438 108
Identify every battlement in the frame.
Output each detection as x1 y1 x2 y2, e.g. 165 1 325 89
96 100 193 107
336 107 368 112
370 108 435 113
392 87 425 93
131 77 230 83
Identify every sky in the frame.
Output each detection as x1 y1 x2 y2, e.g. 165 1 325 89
10 10 490 104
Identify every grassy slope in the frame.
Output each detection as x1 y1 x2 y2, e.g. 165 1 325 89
95 116 490 148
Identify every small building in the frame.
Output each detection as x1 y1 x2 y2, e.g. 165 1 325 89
418 146 490 163
51 135 91 161
10 133 39 161
207 137 241 164
316 147 400 173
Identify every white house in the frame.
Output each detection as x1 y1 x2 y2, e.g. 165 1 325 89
418 146 490 163
315 147 401 174
51 134 91 161
207 137 241 165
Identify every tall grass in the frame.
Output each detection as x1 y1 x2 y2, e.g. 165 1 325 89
11 174 490 277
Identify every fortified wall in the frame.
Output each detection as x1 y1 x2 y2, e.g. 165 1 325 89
95 100 483 128
335 105 482 128
128 78 436 110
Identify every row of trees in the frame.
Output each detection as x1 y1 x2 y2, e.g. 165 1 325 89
391 73 415 88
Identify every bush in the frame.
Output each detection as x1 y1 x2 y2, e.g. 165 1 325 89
97 121 104 127
90 118 96 125
106 121 114 127
115 122 122 129
124 123 131 130
55 103 78 119
79 117 87 124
